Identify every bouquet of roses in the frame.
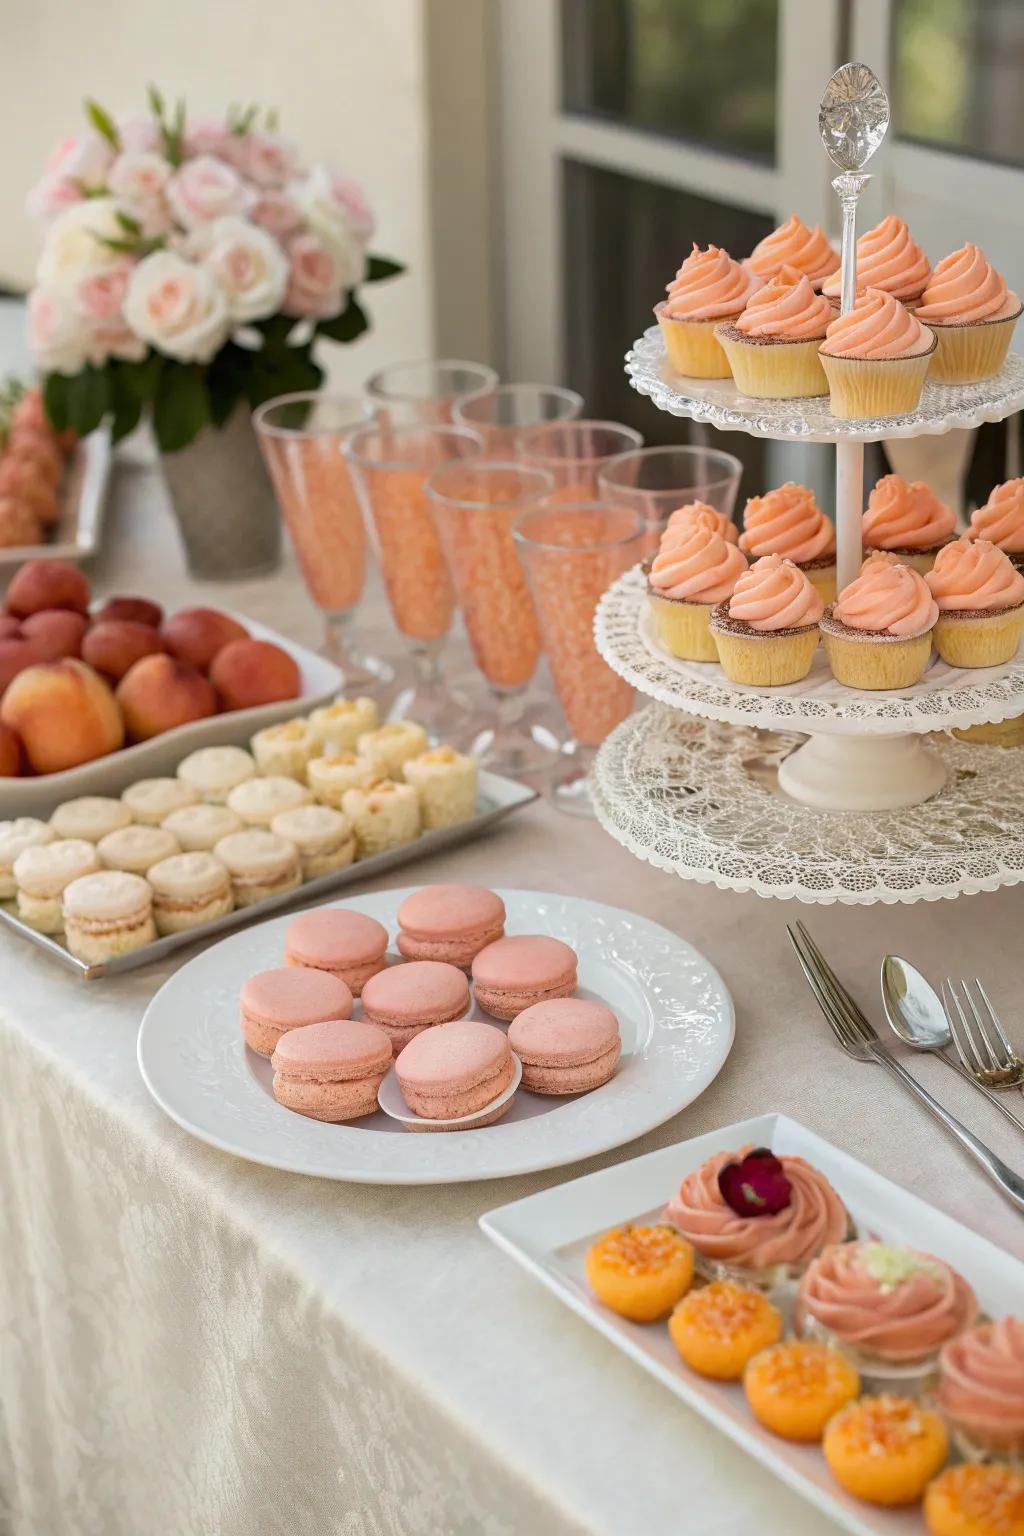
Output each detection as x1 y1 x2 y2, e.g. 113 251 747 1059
26 91 403 450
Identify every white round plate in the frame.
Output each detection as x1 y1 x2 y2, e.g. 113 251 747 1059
137 887 734 1184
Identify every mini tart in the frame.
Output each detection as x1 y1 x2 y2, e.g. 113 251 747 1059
585 1225 695 1323
714 266 834 399
307 752 375 808
914 244 1022 383
656 243 764 378
744 1340 859 1441
647 521 748 661
668 1280 782 1380
926 539 1024 668
924 1464 1024 1536
819 287 936 420
403 746 477 830
823 1395 948 1507
709 554 823 686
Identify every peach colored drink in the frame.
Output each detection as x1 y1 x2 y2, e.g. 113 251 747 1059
519 420 643 503
259 432 367 612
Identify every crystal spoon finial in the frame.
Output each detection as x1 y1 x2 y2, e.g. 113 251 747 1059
818 61 890 171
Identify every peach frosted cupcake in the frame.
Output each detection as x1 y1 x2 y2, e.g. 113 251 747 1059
655 243 763 378
970 478 1024 572
745 213 839 289
926 538 1024 667
914 244 1022 382
862 474 957 574
820 287 936 419
822 552 938 689
662 500 739 546
822 214 931 306
647 520 747 660
710 554 823 686
739 482 837 601
937 1317 1024 1466
716 265 834 399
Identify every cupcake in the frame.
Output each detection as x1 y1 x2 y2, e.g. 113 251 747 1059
969 478 1024 571
662 500 738 546
655 243 763 379
925 538 1024 667
937 1317 1024 1465
710 554 823 685
819 287 936 419
914 244 1022 382
821 554 938 689
663 1144 850 1290
739 482 837 601
745 214 839 289
822 215 931 306
797 1241 977 1388
646 520 747 661
862 474 957 574
715 266 833 399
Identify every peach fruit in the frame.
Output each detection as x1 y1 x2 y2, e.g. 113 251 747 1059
210 638 301 711
1 658 124 773
20 608 89 661
93 595 163 628
82 619 165 681
0 721 22 775
161 607 247 671
7 558 90 618
0 615 21 640
0 638 43 693
116 653 217 740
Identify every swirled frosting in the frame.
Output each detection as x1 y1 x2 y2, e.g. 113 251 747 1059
746 215 839 285
662 244 763 321
739 483 836 562
799 1242 977 1363
664 500 739 546
663 1145 849 1270
726 554 824 630
914 244 1020 324
926 536 1024 611
648 521 747 603
735 265 834 339
833 557 938 635
863 474 956 550
822 216 931 303
969 478 1024 552
820 287 934 359
937 1317 1024 1450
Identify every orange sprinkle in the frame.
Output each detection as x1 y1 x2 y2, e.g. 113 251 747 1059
592 1225 690 1275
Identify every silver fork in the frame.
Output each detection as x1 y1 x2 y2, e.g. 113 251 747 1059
942 979 1024 1093
788 922 1024 1214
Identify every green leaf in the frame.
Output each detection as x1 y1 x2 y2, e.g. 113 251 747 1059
364 255 405 283
116 351 163 403
63 365 111 437
116 209 142 236
147 83 165 120
244 344 323 410
109 391 143 443
43 373 71 433
85 98 121 150
205 341 251 428
315 294 369 344
152 363 210 452
256 314 299 351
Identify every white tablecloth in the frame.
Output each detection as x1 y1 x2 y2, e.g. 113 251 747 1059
2 446 1024 1536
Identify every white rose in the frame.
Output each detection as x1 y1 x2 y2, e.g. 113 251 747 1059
166 155 253 229
47 131 114 192
108 151 173 237
196 216 288 322
37 198 126 288
237 130 298 189
289 165 365 289
27 286 92 375
123 251 229 362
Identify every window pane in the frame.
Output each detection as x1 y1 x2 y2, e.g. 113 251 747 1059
562 158 774 498
893 0 1024 168
562 0 778 163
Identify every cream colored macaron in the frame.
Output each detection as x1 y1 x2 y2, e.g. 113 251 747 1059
63 870 156 964
341 778 421 858
214 830 302 907
404 747 478 830
50 796 133 843
306 752 375 808
147 851 234 935
122 777 200 825
13 838 99 933
227 774 312 827
160 802 245 852
356 722 429 779
307 696 379 753
270 804 356 879
97 824 181 875
176 745 257 804
251 719 317 781
0 817 55 897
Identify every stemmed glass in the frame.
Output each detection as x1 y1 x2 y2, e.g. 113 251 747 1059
365 360 498 426
426 461 557 775
518 420 644 502
253 391 392 691
514 503 643 815
344 424 481 735
452 384 584 457
597 444 744 555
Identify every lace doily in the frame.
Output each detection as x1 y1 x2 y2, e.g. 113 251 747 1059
625 328 1024 443
591 705 1024 905
595 567 1024 736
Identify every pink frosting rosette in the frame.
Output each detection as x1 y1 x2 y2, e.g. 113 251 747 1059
822 215 931 303
661 244 763 321
969 479 1024 553
648 522 747 604
914 244 1021 325
863 474 956 551
834 557 938 636
937 1316 1024 1453
926 537 1024 611
739 483 836 563
735 265 834 339
820 287 934 359
726 554 824 631
662 501 739 546
745 215 839 286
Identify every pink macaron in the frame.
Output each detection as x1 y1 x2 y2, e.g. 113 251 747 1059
284 907 389 996
239 966 353 1057
395 1018 515 1127
395 883 506 970
271 1018 391 1121
360 959 470 1054
471 934 578 1020
507 997 621 1094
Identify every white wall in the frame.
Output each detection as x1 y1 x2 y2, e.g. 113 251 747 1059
0 0 434 385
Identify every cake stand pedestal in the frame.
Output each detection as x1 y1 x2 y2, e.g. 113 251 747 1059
775 732 946 812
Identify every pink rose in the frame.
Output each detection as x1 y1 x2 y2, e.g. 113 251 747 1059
46 131 114 191
26 174 84 225
108 151 173 238
251 190 302 240
74 260 133 323
27 287 91 375
330 174 375 241
184 118 236 163
283 232 345 319
167 155 253 227
124 251 229 361
237 131 298 189
117 117 162 155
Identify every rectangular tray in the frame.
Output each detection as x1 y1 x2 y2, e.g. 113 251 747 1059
480 1112 1024 1536
0 423 112 572
0 769 538 978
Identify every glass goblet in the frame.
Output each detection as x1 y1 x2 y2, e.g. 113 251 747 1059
597 443 743 556
517 420 643 504
364 359 498 427
452 384 584 458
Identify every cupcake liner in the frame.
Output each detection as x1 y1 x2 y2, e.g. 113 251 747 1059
819 344 935 420
655 304 733 379
926 307 1021 383
648 591 718 660
710 621 820 686
715 329 829 399
822 625 934 689
933 605 1024 667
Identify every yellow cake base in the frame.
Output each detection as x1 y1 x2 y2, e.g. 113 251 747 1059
648 591 718 660
803 564 837 604
933 606 1024 668
656 308 733 379
822 627 933 690
715 330 828 399
926 311 1020 383
954 712 1024 747
711 625 819 686
819 346 934 420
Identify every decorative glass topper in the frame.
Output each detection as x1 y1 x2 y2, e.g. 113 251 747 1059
818 63 891 314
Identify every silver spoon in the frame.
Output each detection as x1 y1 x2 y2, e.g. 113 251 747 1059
881 955 1024 1133
818 62 890 314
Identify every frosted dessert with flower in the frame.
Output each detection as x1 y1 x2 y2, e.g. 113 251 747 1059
926 536 1024 667
647 519 747 661
862 473 956 573
710 554 823 686
821 553 938 689
716 266 834 398
739 482 836 600
914 243 1022 381
655 243 762 378
819 287 936 419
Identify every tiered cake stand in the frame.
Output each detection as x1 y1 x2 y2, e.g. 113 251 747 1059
591 338 1024 905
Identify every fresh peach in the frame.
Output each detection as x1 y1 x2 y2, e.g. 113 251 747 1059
161 606 247 671
116 653 217 740
82 619 165 681
20 608 89 661
1 658 123 773
0 721 22 775
6 558 90 618
0 615 21 640
0 637 43 693
210 638 301 711
93 595 163 628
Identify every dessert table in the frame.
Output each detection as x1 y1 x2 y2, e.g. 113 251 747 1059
2 442 1024 1536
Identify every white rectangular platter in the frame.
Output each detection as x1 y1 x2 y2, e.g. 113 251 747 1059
480 1112 1024 1536
0 424 112 572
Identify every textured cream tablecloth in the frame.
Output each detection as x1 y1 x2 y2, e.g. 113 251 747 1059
2 446 1024 1536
